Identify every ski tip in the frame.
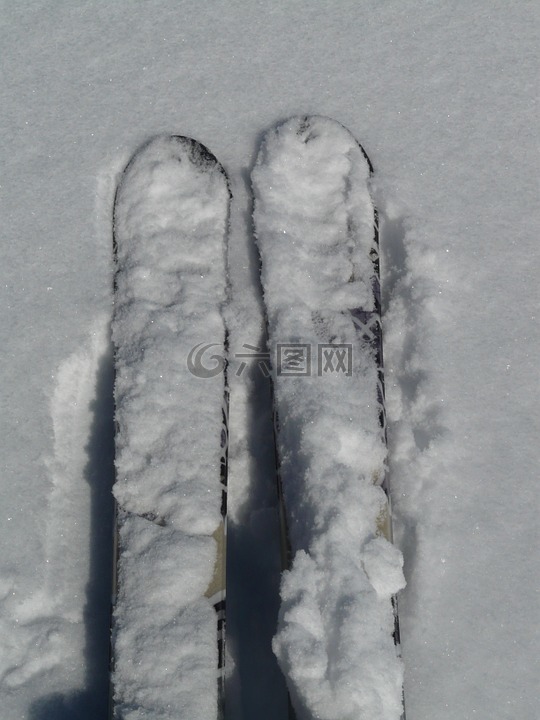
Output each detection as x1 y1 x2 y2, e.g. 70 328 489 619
112 133 231 264
117 134 231 198
260 115 374 175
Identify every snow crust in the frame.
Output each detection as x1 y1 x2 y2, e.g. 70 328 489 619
252 116 405 720
111 135 229 718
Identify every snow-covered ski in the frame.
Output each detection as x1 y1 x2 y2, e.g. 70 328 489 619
110 135 230 720
252 116 406 720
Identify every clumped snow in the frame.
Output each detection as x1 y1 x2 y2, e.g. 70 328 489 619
252 116 405 720
111 135 229 718
113 135 229 532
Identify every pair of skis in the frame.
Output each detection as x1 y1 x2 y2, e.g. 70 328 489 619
110 116 405 719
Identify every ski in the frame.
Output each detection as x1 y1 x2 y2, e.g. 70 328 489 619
110 135 230 720
252 116 406 720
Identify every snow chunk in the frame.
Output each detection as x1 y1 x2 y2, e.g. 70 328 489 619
363 536 406 598
274 546 404 720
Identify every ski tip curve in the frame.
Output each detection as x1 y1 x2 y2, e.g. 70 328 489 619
258 115 375 176
116 134 231 199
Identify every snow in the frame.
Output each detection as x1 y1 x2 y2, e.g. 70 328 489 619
112 136 228 717
113 135 228 532
252 116 405 719
113 515 218 720
0 2 538 719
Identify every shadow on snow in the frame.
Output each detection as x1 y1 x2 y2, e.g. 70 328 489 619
29 342 115 720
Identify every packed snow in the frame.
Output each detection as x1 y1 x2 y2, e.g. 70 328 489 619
252 116 405 720
113 135 229 532
111 136 229 718
0 3 538 720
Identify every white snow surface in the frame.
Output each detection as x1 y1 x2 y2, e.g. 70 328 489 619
113 135 228 532
0 3 538 720
253 116 405 720
111 136 228 718
113 514 218 720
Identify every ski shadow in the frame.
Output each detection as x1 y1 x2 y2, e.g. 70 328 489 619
224 145 289 719
381 211 445 444
380 211 421 568
380 209 449 625
28 341 115 720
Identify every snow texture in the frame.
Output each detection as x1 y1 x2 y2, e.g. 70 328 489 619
1 4 538 719
111 135 229 719
0 321 108 693
252 116 406 720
